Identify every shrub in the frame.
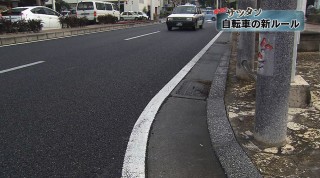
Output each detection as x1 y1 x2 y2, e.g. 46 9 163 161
143 6 147 13
0 20 4 34
59 16 89 28
0 19 15 33
97 14 118 24
27 19 42 32
78 17 89 27
0 19 42 33
15 20 29 32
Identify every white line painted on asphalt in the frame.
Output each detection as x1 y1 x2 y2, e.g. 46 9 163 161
124 31 161 41
0 23 156 48
121 31 223 178
0 61 45 74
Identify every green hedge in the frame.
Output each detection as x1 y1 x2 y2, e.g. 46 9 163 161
0 19 42 34
97 14 118 24
59 16 89 28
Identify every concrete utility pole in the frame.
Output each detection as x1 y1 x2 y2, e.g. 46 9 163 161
254 0 297 146
52 0 56 11
236 0 257 80
291 0 307 82
118 0 121 12
36 0 42 6
150 0 154 20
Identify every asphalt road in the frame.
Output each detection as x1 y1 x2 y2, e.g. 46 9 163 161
0 22 219 177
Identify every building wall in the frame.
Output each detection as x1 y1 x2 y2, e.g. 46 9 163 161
315 0 320 9
124 0 147 11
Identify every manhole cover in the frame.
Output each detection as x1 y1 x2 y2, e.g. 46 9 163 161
171 80 211 100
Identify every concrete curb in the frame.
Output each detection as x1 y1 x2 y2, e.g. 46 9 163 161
0 22 158 46
206 33 262 178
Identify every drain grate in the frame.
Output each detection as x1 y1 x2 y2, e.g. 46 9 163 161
171 80 211 100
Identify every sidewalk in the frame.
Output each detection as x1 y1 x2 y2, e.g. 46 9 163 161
147 32 261 178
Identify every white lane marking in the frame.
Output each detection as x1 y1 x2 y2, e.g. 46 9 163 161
0 61 45 74
0 23 156 48
124 31 161 41
121 31 223 178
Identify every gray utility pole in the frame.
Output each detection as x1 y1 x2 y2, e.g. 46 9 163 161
36 0 42 6
52 0 56 11
118 0 120 12
236 0 257 80
254 0 297 146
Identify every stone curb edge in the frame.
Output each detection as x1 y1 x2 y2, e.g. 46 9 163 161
0 22 159 46
206 33 262 178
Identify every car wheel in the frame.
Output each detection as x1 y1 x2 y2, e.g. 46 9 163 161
167 26 172 31
199 24 203 29
120 17 124 21
135 17 138 20
212 17 216 21
192 22 197 31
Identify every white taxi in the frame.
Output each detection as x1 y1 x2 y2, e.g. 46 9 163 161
166 4 204 31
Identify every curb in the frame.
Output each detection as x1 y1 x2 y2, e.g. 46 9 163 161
0 21 158 46
206 33 262 178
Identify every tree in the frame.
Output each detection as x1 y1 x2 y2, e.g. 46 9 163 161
55 0 71 12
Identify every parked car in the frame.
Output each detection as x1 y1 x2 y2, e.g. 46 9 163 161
203 9 216 21
76 0 120 23
61 9 76 17
1 6 61 30
166 4 204 31
120 11 143 20
135 11 148 20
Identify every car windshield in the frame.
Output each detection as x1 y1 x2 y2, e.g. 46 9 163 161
77 2 94 10
205 10 213 15
1 8 27 16
172 6 196 14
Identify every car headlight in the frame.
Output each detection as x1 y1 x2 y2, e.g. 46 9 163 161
167 17 173 21
186 17 193 21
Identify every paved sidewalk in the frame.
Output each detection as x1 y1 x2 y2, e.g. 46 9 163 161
147 32 261 177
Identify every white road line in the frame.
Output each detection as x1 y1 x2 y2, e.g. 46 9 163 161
124 31 161 41
0 61 45 74
121 31 223 178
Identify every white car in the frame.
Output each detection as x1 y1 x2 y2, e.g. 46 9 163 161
76 1 120 23
166 4 204 31
135 11 148 20
1 6 62 30
120 11 142 21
